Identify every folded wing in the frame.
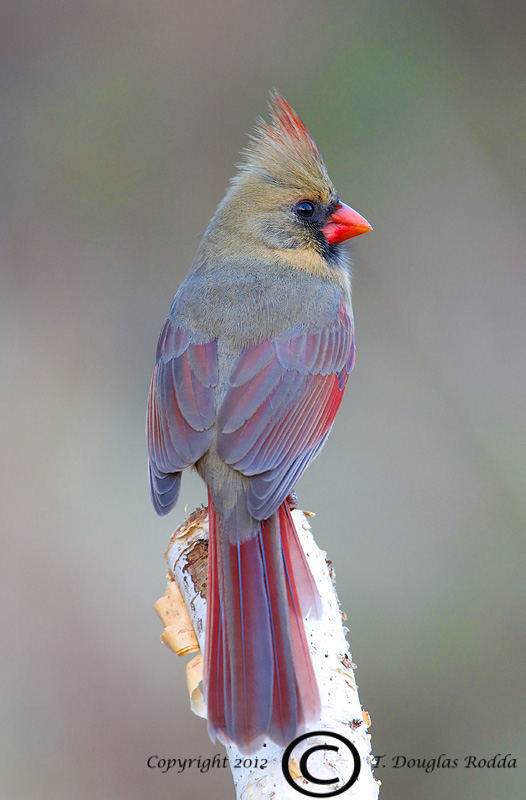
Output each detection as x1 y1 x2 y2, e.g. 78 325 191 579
147 318 218 515
217 301 355 520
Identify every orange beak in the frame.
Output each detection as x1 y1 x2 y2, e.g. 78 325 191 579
322 202 372 244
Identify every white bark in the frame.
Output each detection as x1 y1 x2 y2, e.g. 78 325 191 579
161 508 380 799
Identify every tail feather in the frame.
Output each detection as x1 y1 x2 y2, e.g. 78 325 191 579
203 501 226 730
279 502 322 619
204 491 321 753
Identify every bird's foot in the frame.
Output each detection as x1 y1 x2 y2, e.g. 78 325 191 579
286 491 299 510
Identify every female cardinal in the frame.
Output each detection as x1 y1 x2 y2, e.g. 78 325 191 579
147 93 371 753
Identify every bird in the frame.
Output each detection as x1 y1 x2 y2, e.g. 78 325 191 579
147 93 371 753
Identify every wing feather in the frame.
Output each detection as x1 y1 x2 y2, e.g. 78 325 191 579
218 301 354 520
147 317 218 516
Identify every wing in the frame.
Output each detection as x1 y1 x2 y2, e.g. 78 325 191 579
217 300 355 520
147 317 218 516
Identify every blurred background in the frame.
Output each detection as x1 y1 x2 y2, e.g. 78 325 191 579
2 1 525 798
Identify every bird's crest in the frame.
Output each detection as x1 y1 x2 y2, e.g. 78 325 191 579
237 92 333 195
261 92 322 163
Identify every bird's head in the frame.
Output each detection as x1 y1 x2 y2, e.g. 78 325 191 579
207 93 371 269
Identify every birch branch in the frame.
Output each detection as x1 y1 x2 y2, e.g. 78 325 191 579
155 507 380 799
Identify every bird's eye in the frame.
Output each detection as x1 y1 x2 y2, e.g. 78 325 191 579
295 201 315 218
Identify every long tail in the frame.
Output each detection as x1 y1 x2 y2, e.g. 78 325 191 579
204 491 321 753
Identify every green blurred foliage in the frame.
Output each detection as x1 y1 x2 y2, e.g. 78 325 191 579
1 1 525 798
